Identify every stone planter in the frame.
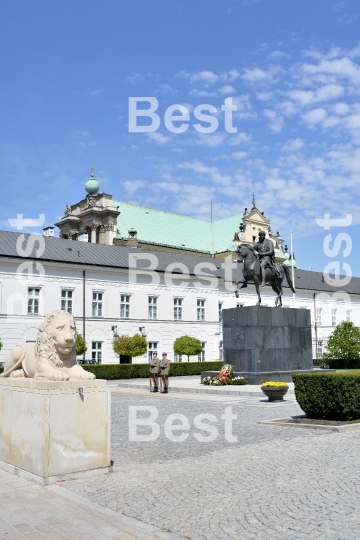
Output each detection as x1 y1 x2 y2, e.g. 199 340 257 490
261 385 288 402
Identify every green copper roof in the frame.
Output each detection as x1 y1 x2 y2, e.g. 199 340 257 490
112 199 243 254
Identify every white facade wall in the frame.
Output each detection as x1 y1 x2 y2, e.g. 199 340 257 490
0 257 359 363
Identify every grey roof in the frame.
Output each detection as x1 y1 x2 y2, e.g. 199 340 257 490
0 231 359 295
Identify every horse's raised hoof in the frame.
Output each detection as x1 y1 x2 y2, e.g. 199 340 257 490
240 283 247 288
235 291 239 298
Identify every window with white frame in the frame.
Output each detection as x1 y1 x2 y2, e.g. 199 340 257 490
197 299 205 321
174 298 183 320
346 310 351 322
316 308 322 326
331 308 337 327
317 340 323 357
198 342 206 362
120 294 131 318
174 352 182 362
218 303 223 323
219 340 223 360
148 296 158 319
28 288 40 314
92 342 103 363
61 289 73 314
92 292 103 317
148 342 158 362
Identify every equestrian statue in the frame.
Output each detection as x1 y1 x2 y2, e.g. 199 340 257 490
235 230 295 307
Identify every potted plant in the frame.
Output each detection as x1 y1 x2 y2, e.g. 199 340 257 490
261 381 289 401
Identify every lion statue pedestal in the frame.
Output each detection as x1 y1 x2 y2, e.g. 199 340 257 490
0 311 111 485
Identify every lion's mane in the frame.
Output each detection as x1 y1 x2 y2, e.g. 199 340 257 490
34 310 77 368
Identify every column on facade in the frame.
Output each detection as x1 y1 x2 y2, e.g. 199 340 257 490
91 223 97 243
104 223 114 245
99 225 105 244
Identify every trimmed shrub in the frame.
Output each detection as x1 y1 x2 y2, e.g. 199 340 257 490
83 361 224 380
293 372 360 421
76 334 88 357
327 358 360 369
113 334 147 358
323 321 360 369
173 336 203 362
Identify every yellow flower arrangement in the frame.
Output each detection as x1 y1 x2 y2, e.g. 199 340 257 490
261 381 288 387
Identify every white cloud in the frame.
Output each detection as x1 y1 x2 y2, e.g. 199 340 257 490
242 65 281 84
227 132 252 146
190 70 219 84
288 84 345 106
282 139 304 152
267 50 289 61
123 180 147 195
302 108 328 125
218 85 236 95
146 132 171 145
232 151 248 159
263 109 284 132
332 102 350 115
195 133 227 147
256 92 272 101
87 89 103 96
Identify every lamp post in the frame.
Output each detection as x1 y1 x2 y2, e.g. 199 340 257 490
111 326 120 363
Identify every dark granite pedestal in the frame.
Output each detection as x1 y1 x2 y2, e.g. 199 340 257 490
207 306 315 385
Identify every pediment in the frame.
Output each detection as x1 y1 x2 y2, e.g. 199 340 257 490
243 208 269 226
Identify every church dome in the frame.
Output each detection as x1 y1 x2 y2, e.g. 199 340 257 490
85 167 100 194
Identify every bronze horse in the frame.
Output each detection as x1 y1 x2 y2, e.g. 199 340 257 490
235 244 295 307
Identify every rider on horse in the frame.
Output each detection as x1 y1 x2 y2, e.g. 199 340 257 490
254 230 280 287
238 230 280 287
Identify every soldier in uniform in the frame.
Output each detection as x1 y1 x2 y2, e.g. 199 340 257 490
253 230 279 287
159 353 171 394
149 351 160 393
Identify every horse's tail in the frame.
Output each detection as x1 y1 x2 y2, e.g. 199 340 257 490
282 264 296 293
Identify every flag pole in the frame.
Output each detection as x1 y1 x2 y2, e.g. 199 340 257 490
290 231 296 308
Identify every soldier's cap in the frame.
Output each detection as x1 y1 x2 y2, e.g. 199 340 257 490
162 352 167 356
153 351 158 355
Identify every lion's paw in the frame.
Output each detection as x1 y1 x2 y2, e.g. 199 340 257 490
69 366 96 380
35 369 70 381
10 369 25 378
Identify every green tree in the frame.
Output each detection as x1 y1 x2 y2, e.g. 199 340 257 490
173 335 203 362
113 333 147 359
76 334 88 356
323 321 360 368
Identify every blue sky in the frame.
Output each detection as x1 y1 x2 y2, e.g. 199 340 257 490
1 0 359 275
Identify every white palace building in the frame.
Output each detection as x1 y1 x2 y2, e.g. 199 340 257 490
0 169 358 364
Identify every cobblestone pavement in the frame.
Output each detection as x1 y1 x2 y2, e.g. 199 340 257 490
65 390 360 540
0 467 181 540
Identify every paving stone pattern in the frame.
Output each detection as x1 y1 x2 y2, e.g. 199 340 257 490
0 467 179 539
65 392 360 540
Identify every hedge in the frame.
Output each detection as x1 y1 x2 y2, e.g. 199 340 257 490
328 358 360 369
293 372 360 421
82 361 223 380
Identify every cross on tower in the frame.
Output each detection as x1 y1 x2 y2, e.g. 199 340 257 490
252 191 256 208
90 166 95 177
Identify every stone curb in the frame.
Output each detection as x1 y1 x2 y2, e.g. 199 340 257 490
258 416 360 432
48 484 186 540
112 382 295 398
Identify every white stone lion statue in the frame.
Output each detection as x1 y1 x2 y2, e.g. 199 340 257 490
1 310 96 381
